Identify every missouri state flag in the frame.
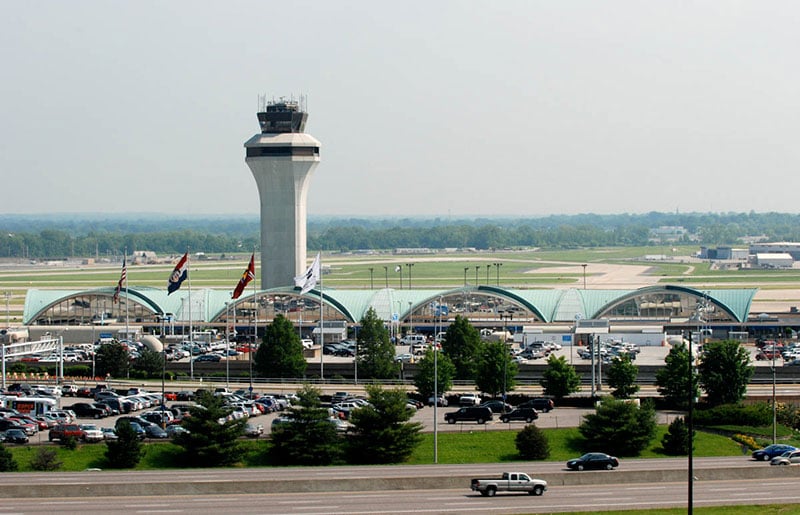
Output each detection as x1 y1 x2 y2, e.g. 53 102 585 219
232 253 255 300
167 252 189 295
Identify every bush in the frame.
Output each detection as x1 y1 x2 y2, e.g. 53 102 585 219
30 448 62 471
61 436 78 450
661 417 694 455
732 433 759 451
515 424 550 460
693 403 771 427
0 445 18 472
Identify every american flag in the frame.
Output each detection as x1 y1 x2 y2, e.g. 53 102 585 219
113 256 127 303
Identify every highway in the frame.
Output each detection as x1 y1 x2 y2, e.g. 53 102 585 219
1 460 800 514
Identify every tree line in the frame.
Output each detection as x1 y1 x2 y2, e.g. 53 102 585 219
5 211 800 258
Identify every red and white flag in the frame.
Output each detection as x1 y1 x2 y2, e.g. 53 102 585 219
232 253 255 299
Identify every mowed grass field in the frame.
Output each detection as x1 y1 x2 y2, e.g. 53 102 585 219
1 245 799 323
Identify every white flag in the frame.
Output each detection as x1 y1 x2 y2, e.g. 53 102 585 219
395 265 401 272
294 253 321 294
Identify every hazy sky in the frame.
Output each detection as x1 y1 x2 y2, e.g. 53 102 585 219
2 1 799 218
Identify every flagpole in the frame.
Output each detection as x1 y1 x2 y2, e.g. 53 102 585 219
250 248 256 395
319 254 324 381
188 249 193 381
124 247 129 346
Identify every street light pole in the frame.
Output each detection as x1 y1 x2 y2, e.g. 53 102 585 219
463 267 469 286
486 264 490 284
475 266 479 285
406 263 414 290
582 264 587 290
499 313 513 407
4 291 10 328
383 266 388 289
368 267 374 290
494 263 502 286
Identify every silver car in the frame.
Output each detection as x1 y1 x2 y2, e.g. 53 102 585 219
771 449 800 466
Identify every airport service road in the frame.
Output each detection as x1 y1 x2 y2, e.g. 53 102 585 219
4 477 800 514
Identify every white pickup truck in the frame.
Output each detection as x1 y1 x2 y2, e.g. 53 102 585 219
470 472 547 497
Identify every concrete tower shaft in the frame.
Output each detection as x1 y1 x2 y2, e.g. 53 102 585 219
244 102 320 290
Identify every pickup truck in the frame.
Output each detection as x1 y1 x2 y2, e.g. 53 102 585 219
470 472 547 497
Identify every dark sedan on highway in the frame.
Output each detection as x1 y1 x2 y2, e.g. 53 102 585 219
752 444 797 461
566 452 619 471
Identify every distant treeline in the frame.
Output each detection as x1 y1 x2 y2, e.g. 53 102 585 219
1 211 800 258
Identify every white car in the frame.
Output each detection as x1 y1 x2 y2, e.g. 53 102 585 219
79 424 104 443
301 339 314 349
459 393 481 406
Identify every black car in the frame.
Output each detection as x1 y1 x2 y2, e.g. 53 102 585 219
444 406 493 424
518 398 555 413
479 400 513 414
566 452 619 471
70 402 106 419
499 407 539 423
193 353 221 363
3 428 29 444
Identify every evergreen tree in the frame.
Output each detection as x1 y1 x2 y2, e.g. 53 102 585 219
0 445 18 472
95 341 130 379
173 390 246 467
655 342 698 409
606 354 639 399
413 348 456 400
105 420 143 468
440 315 483 380
579 398 657 456
347 385 423 464
356 307 399 379
269 384 343 466
254 314 307 378
515 424 550 460
133 347 165 378
540 354 581 400
661 416 694 455
698 340 754 407
475 341 518 398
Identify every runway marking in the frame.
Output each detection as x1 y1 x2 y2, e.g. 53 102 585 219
39 501 90 505
277 500 325 504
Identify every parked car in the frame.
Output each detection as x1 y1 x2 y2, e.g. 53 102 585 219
71 402 107 419
144 424 169 439
459 394 482 406
518 398 555 413
428 395 448 407
566 452 619 471
244 423 264 438
771 449 800 466
444 406 493 424
79 424 104 443
101 427 118 440
499 407 539 423
166 425 189 438
480 400 513 414
49 423 86 442
3 428 29 444
752 444 797 461
193 353 222 363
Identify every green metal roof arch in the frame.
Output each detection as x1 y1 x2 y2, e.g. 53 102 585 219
592 285 756 323
24 287 165 325
475 286 553 322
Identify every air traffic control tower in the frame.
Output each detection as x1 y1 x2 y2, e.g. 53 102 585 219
244 98 320 289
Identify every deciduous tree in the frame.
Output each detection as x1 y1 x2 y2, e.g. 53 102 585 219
413 348 455 401
606 354 639 399
475 341 518 398
540 354 580 400
698 340 754 407
441 315 483 380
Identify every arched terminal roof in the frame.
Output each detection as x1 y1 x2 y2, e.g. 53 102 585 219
24 285 758 325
